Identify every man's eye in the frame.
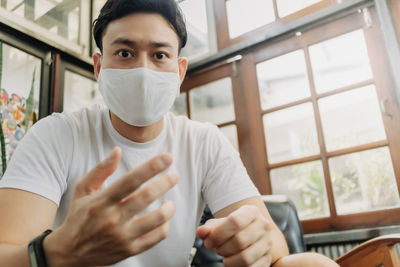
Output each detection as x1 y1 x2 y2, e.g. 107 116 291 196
118 50 132 58
155 52 167 60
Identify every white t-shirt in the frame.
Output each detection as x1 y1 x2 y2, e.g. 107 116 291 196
0 104 260 266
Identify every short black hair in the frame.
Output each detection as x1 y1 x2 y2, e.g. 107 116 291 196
93 0 187 53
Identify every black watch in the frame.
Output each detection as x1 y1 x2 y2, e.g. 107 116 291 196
28 229 53 267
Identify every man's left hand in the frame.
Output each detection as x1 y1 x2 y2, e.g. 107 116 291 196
196 205 273 267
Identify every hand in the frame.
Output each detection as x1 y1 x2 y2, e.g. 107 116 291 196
43 147 179 267
197 205 273 267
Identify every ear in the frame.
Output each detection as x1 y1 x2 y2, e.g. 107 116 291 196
178 57 188 83
93 53 102 81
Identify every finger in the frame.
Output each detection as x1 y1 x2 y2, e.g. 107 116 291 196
119 171 179 217
74 147 121 198
223 235 271 267
251 253 272 267
127 200 175 239
203 206 257 249
128 221 171 256
216 219 264 257
101 153 173 202
196 218 226 240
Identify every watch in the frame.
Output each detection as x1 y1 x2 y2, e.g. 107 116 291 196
27 229 53 267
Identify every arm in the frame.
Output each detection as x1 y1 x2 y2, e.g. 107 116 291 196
0 148 179 267
197 196 339 267
197 196 288 266
0 189 57 267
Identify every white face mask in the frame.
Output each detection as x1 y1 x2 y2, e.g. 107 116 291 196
98 67 181 127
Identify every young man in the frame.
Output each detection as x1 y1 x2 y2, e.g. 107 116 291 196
0 0 338 266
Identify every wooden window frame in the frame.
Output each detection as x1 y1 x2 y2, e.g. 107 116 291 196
184 4 400 233
213 0 335 50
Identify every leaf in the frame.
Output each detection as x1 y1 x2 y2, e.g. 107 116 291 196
0 119 6 178
24 67 36 133
0 40 2 88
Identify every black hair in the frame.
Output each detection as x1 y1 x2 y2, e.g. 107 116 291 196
93 0 187 52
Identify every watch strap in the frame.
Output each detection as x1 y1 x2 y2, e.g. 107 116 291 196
28 229 53 267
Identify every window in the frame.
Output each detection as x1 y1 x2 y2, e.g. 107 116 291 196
226 0 275 39
218 0 334 48
0 40 42 174
0 0 91 56
189 77 238 150
251 8 400 230
178 0 217 61
63 70 103 113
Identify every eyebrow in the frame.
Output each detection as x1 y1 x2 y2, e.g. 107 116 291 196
111 38 173 49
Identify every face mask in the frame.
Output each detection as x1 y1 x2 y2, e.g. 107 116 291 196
98 67 181 127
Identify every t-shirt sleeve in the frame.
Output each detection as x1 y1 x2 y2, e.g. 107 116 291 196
201 124 260 214
0 113 74 206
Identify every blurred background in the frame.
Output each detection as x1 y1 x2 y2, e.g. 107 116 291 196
0 0 400 260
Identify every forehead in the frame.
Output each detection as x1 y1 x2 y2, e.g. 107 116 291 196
102 12 180 50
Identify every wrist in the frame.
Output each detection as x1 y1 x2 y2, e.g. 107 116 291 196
42 229 75 267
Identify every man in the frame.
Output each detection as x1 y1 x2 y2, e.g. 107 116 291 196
0 0 338 266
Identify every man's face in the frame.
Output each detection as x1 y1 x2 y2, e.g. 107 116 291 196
94 12 187 81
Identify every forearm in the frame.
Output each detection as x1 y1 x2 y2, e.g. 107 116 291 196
0 243 30 267
272 252 339 267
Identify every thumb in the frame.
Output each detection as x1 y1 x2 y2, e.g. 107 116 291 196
196 218 224 240
74 147 122 198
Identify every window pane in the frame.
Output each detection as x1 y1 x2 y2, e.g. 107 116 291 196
309 29 373 94
63 71 104 113
179 0 211 60
171 92 187 116
277 0 322 17
257 50 310 110
329 147 400 215
1 0 83 44
0 42 41 171
319 85 386 152
226 0 275 39
263 103 320 164
271 160 330 220
190 77 235 125
219 124 239 150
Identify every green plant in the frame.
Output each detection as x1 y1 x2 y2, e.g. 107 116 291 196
0 41 5 177
25 67 36 132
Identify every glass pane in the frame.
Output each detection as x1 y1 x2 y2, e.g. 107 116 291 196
263 103 320 164
277 0 322 17
0 41 41 173
179 0 211 60
319 85 386 152
219 125 239 150
63 71 104 113
1 0 82 44
330 147 400 215
171 92 187 116
92 0 107 54
271 160 330 220
309 29 373 94
226 0 275 39
256 50 310 110
190 77 235 125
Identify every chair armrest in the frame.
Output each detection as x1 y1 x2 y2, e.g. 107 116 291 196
335 234 400 267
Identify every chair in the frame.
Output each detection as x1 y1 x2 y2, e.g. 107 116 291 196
191 195 306 267
335 234 400 267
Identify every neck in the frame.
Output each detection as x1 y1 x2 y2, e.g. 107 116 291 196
109 111 164 143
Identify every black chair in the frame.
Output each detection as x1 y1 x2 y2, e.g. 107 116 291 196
191 195 306 267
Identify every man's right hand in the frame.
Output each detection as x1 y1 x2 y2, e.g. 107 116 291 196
43 147 179 267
